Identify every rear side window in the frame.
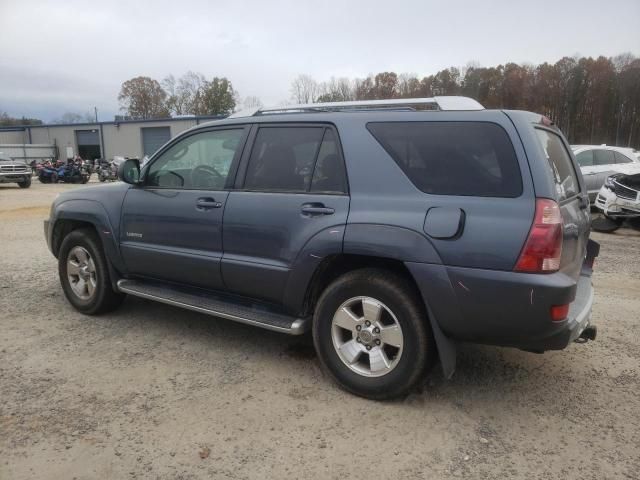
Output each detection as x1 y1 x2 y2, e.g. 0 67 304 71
367 122 522 197
534 129 579 201
594 149 615 166
310 130 347 193
244 127 324 192
614 151 632 164
244 126 348 194
575 150 594 167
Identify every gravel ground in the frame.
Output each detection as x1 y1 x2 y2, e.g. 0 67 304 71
1 180 639 480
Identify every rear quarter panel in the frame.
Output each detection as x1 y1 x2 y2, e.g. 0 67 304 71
335 111 536 271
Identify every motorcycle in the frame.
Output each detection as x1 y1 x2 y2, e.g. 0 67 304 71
38 161 60 183
38 159 90 184
97 156 128 182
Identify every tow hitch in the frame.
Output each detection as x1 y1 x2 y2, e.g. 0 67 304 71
575 325 597 343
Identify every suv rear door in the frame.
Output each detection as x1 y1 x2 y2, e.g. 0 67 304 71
221 124 349 305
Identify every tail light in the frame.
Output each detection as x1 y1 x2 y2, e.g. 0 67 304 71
515 199 563 273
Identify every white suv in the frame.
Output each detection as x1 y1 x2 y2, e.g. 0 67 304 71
571 145 640 202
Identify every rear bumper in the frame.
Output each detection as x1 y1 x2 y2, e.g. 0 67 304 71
407 254 597 352
551 274 594 347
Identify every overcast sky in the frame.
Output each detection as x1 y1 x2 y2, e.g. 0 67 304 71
1 0 639 122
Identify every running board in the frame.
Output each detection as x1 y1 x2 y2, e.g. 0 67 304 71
117 279 310 335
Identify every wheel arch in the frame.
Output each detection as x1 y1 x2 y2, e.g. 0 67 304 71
302 253 458 379
51 199 125 289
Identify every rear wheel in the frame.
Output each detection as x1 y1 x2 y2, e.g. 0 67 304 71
313 268 434 400
58 229 124 314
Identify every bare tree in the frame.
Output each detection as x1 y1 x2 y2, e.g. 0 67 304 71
242 96 263 110
52 111 96 124
163 71 207 115
317 77 355 102
290 74 319 103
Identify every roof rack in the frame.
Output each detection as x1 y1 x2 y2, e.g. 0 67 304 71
229 96 484 118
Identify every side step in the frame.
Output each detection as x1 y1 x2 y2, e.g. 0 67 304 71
117 279 310 335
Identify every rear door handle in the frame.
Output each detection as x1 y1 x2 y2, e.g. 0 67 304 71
196 197 222 210
301 203 334 216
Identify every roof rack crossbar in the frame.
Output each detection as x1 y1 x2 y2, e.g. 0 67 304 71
230 96 483 118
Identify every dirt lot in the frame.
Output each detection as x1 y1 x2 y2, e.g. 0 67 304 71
1 180 639 480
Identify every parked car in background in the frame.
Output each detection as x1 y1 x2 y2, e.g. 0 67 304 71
571 145 640 202
0 154 32 188
593 172 640 230
45 97 599 399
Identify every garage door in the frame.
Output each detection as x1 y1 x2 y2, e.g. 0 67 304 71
76 129 101 160
76 129 100 146
142 127 171 157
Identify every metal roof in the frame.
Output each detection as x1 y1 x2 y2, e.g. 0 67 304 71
0 114 226 131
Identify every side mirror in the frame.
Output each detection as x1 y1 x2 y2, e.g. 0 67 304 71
118 158 141 184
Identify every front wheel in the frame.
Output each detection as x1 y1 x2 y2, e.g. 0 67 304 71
18 177 32 188
58 229 124 315
313 268 435 400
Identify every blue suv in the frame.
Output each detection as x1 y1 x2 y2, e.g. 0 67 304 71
45 97 598 399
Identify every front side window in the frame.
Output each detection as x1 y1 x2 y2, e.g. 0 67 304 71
593 149 615 166
146 129 244 189
535 129 579 201
367 121 522 197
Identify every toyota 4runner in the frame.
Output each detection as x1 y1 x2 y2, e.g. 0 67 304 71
44 97 599 399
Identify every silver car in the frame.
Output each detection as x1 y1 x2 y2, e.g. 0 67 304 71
571 145 640 202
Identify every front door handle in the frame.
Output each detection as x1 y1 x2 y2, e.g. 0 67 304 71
196 197 222 210
301 203 335 216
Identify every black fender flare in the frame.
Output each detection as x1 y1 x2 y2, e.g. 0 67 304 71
52 199 126 281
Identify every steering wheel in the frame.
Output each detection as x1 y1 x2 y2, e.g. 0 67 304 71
191 165 223 188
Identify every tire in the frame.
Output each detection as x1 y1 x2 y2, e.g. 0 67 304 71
58 228 124 315
591 213 622 233
627 217 640 230
312 268 435 400
18 177 31 188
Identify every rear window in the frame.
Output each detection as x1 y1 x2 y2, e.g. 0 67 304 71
534 129 579 201
367 122 522 197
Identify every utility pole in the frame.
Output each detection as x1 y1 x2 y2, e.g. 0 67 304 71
94 107 98 123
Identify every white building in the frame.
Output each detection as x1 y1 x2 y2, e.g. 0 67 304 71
0 115 223 162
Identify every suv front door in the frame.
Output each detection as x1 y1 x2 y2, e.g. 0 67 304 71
222 125 349 306
120 126 248 290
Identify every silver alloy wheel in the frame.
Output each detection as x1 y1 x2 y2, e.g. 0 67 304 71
331 296 404 377
66 246 97 300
